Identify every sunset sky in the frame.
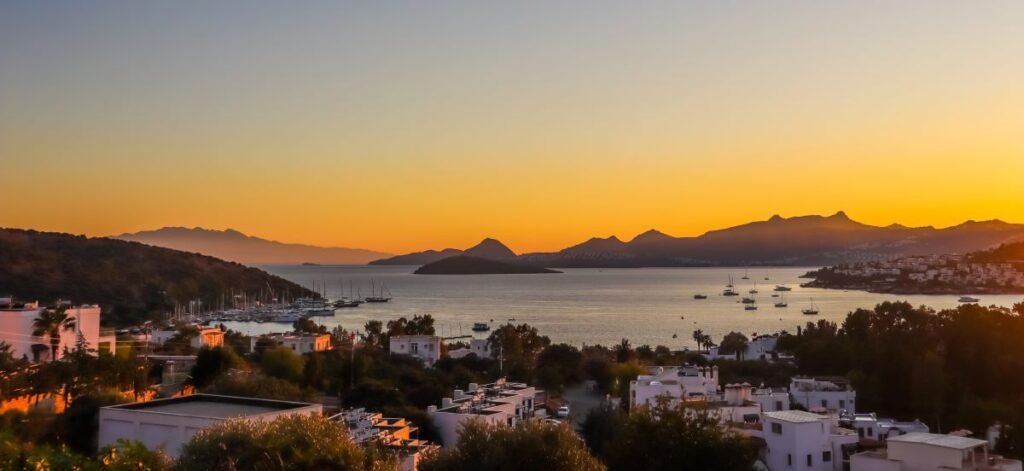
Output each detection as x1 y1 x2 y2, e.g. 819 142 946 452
2 2 1022 254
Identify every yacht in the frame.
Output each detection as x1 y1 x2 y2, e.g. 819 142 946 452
774 295 788 308
802 298 820 315
694 294 708 300
305 307 336 316
744 304 758 311
334 299 361 308
958 296 980 303
749 283 758 294
365 282 392 303
726 275 735 288
722 288 739 296
774 285 792 292
741 269 750 280
741 297 756 304
269 311 306 323
472 322 491 332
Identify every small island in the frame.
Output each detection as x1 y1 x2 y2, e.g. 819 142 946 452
414 255 561 275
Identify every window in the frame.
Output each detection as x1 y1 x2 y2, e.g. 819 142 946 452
823 451 832 462
807 454 812 466
771 422 782 434
821 399 828 408
775 401 783 411
839 399 846 409
867 428 874 437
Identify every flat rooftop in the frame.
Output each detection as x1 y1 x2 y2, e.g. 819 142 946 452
106 394 316 419
887 432 987 450
764 410 828 424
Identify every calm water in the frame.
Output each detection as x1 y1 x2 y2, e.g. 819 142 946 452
221 266 1024 349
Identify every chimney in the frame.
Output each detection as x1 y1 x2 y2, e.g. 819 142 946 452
454 389 465 400
442 398 452 408
468 383 478 392
427 405 437 416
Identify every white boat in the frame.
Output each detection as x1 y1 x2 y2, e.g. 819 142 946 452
958 296 980 303
472 322 491 332
774 285 792 292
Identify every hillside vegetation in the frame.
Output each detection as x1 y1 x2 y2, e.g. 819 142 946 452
0 228 316 326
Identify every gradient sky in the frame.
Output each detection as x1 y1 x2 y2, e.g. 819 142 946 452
2 1 1023 253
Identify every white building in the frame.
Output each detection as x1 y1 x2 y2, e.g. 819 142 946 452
790 377 857 414
706 334 780 361
751 387 791 413
0 298 115 362
427 378 538 447
762 410 858 471
629 365 719 408
842 413 930 442
337 408 437 471
850 432 1022 471
447 338 493 360
98 394 322 458
254 333 332 354
390 335 442 364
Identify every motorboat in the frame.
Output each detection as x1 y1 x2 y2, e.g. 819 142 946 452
774 285 792 292
958 296 980 303
472 322 491 332
694 294 708 299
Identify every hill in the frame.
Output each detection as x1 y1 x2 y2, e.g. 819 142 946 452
514 212 1024 267
117 227 390 265
0 228 317 326
370 238 516 265
413 255 559 275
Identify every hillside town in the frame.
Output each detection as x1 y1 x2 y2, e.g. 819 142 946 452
803 254 1024 294
3 293 1024 470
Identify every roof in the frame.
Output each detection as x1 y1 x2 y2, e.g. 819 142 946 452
764 410 827 424
886 432 987 450
104 394 316 419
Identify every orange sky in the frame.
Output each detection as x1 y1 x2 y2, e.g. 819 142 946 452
2 2 1023 254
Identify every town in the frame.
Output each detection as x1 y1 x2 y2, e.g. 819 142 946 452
3 294 1023 470
803 254 1024 295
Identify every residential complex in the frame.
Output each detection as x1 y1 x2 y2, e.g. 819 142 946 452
629 365 719 407
790 377 857 414
427 378 539 447
337 408 437 471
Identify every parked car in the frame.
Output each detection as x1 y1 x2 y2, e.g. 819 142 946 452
556 405 570 418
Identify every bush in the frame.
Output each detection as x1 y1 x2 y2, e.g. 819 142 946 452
175 414 395 470
419 420 604 471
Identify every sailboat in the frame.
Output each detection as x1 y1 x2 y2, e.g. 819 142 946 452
365 281 392 303
774 294 788 308
723 275 738 296
741 269 750 280
749 282 758 294
802 298 820 315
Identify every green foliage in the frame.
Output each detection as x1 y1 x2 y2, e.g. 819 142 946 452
420 420 604 471
386 315 436 336
54 390 130 455
0 228 318 326
535 344 583 393
174 413 395 471
204 374 316 402
293 317 328 335
587 400 757 471
98 439 173 470
32 305 76 361
781 301 1024 444
717 332 749 360
487 323 551 381
189 346 243 388
261 346 306 382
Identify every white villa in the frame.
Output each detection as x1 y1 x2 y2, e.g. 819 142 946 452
390 335 442 364
0 298 115 361
762 410 859 471
790 377 857 414
427 378 539 447
629 365 719 408
254 333 332 354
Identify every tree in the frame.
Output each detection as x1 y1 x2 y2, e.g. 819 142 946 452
362 320 386 349
597 399 757 471
487 323 551 380
613 338 634 363
692 329 705 352
386 315 436 337
261 346 305 382
535 344 583 392
32 305 76 361
294 317 327 335
718 332 749 361
175 413 394 470
419 420 604 471
189 346 243 388
99 439 173 471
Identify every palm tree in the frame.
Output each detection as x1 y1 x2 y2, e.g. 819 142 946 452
692 329 705 351
32 305 76 362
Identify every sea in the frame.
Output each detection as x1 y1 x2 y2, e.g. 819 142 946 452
220 265 1024 349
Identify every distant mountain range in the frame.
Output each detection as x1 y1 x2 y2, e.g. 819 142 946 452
369 238 516 266
0 228 316 326
373 212 1024 267
117 227 391 265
